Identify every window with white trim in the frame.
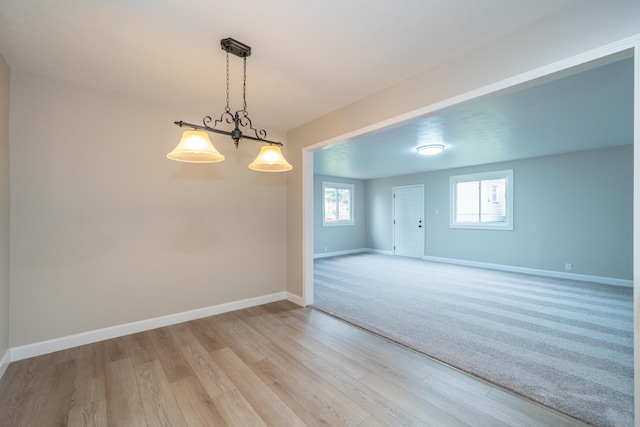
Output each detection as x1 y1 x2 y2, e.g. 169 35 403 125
450 169 513 230
322 182 354 226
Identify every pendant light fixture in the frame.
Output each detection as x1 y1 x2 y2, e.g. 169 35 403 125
168 38 292 172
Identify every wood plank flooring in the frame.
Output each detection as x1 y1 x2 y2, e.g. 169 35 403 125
0 301 590 426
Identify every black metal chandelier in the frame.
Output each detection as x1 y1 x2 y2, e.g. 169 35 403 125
168 38 292 172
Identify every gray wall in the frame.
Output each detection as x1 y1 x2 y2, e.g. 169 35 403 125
314 175 366 254
0 53 9 359
366 145 633 280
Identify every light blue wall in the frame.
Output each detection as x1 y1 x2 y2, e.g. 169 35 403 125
314 175 366 254
366 145 633 280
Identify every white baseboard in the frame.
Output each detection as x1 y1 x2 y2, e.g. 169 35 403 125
313 248 368 259
365 248 394 256
312 250 631 287
286 292 304 306
10 291 288 362
0 349 10 381
313 248 394 259
422 256 633 288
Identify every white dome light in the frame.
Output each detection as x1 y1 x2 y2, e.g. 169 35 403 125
416 144 445 155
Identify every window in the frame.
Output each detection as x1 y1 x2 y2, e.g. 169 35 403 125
450 169 513 230
322 182 354 226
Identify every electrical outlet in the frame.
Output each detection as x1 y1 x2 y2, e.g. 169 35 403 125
565 263 572 271
324 246 328 252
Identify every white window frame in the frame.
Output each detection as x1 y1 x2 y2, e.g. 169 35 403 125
322 181 355 226
450 169 513 230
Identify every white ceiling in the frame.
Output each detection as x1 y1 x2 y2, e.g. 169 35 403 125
314 53 635 179
0 0 576 134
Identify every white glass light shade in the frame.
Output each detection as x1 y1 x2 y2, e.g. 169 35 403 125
416 144 445 155
167 130 225 163
248 145 293 172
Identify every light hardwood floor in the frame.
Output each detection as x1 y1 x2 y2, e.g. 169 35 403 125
0 301 589 426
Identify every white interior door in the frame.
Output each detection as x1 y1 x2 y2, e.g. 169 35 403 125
393 185 425 258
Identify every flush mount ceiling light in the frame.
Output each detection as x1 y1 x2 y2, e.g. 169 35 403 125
168 38 292 172
416 144 445 156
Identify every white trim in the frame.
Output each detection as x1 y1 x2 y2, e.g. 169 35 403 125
0 349 10 380
321 181 355 226
632 39 640 423
313 248 396 258
314 248 368 259
366 248 393 256
423 255 633 288
303 150 315 306
312 250 631 287
286 292 305 307
449 169 514 231
9 292 287 362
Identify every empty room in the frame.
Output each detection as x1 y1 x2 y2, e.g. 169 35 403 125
312 53 633 426
1 1 639 427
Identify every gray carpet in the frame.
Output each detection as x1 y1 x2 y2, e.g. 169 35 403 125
313 253 633 427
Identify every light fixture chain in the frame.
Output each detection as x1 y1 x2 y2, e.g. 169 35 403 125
171 37 290 171
242 56 247 112
225 51 231 113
